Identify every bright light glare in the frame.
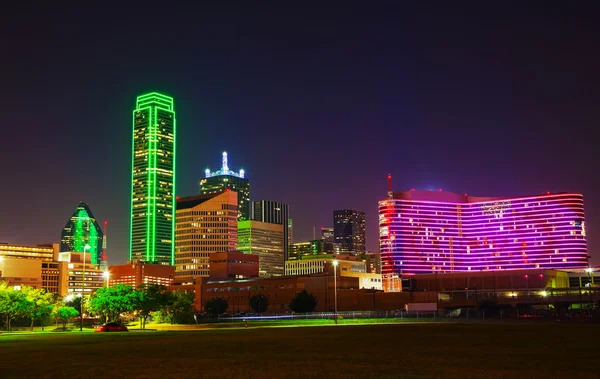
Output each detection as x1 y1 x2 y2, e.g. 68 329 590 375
540 291 548 297
332 260 339 266
585 268 593 273
84 244 91 251
103 271 110 279
65 294 75 302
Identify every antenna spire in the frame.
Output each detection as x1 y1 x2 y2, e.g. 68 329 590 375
387 174 393 199
222 151 229 174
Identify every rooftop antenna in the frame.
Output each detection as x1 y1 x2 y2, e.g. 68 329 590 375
387 174 393 199
222 151 229 174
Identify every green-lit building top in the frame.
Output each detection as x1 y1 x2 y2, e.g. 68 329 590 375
60 202 103 264
129 92 176 265
200 152 250 220
288 240 324 260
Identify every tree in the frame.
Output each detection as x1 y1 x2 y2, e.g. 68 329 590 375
23 287 55 331
205 297 228 316
289 290 318 313
133 284 170 329
0 282 32 331
249 294 269 314
163 290 195 324
89 284 136 322
53 307 79 330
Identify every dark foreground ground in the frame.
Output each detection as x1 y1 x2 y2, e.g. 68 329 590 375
0 322 598 378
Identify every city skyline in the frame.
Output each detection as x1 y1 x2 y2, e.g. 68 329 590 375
1 3 599 266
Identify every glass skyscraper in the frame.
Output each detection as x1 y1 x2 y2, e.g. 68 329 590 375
333 210 366 256
130 92 176 265
252 200 289 260
60 202 103 265
200 152 250 220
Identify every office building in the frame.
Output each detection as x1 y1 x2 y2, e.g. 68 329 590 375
333 210 366 255
289 240 324 260
321 227 334 253
60 202 104 265
365 252 382 274
252 200 289 259
174 191 238 282
58 252 104 295
0 243 58 261
201 152 250 220
209 251 259 280
130 92 176 265
288 219 293 245
109 263 175 288
379 190 589 282
238 220 285 277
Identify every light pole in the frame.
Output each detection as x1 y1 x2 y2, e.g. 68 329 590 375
585 267 594 309
332 260 338 323
80 244 91 332
103 271 110 288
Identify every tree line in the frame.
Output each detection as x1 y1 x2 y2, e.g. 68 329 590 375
204 290 319 316
0 282 195 331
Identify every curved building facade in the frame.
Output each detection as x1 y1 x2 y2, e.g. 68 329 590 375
379 191 588 281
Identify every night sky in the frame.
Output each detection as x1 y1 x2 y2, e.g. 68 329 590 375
1 3 599 265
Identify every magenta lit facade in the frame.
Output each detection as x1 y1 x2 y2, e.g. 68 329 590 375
379 191 588 278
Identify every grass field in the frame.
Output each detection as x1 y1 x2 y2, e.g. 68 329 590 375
0 322 598 378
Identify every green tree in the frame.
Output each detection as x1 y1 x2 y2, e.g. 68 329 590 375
133 284 170 329
89 284 136 322
163 290 195 324
249 294 269 314
204 297 228 316
289 290 318 313
0 282 33 331
53 306 79 330
23 287 55 331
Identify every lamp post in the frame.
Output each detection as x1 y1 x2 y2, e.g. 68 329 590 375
332 260 338 323
80 244 91 332
103 271 110 288
585 267 594 309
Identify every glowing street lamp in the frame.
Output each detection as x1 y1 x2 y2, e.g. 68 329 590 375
332 260 339 323
103 271 110 288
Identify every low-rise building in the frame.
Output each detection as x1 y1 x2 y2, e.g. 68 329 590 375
209 251 259 280
109 263 175 288
58 252 104 295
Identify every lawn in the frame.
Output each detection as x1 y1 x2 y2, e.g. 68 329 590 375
0 322 597 378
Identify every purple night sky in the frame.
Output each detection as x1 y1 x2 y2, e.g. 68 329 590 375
1 3 599 265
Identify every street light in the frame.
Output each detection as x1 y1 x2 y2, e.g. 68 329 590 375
332 260 338 323
585 267 594 307
81 244 91 331
103 271 110 287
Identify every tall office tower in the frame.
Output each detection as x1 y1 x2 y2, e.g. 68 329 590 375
288 219 293 245
379 190 588 281
333 210 366 256
129 92 176 265
252 200 289 260
238 220 285 277
200 152 250 220
321 227 334 253
174 191 238 282
60 202 104 265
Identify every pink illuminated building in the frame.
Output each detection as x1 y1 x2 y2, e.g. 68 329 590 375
379 190 588 287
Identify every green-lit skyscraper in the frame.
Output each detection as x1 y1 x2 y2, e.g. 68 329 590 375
130 92 176 264
60 202 104 264
200 152 250 220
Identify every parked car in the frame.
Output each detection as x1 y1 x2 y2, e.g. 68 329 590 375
94 322 129 332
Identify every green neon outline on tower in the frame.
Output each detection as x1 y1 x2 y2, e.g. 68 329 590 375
129 92 176 264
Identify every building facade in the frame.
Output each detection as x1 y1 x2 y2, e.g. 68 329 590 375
252 200 290 260
109 263 175 288
379 190 589 282
209 251 259 280
58 252 104 295
130 92 176 265
201 152 250 220
0 243 58 261
365 252 382 274
333 210 366 255
174 191 238 282
289 240 324 260
60 202 104 265
321 227 334 253
238 220 285 277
